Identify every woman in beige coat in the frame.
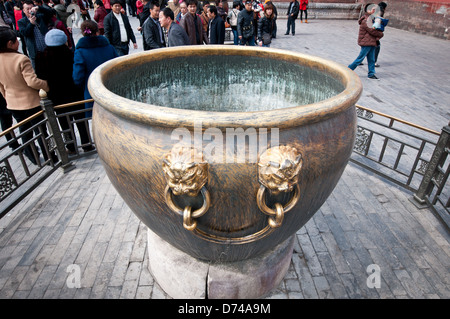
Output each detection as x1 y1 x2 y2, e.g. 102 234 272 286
0 26 56 165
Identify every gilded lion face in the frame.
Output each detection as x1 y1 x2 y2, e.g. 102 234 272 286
162 145 208 196
258 145 302 194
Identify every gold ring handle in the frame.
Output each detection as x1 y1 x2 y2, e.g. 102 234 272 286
183 206 197 231
256 183 300 216
256 184 300 228
256 145 303 229
164 185 211 219
269 203 284 228
162 145 211 231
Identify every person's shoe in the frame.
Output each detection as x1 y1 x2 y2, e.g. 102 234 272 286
47 153 59 165
66 148 77 155
24 152 38 165
300 20 303 23
305 19 308 23
359 62 364 65
83 145 95 152
9 142 21 155
368 75 379 79
284 33 289 35
9 142 20 150
292 33 295 36
375 63 380 67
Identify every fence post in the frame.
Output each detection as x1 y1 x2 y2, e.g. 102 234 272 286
39 90 76 173
412 122 450 206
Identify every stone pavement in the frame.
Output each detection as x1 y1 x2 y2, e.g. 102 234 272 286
0 16 449 299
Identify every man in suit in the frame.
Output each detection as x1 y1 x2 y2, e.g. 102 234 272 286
180 0 208 45
142 1 166 50
207 5 224 44
159 6 189 47
104 0 138 55
285 0 299 36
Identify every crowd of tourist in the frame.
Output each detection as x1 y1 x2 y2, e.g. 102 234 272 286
0 0 312 55
0 0 387 163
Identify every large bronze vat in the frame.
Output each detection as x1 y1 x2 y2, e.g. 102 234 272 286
89 46 362 262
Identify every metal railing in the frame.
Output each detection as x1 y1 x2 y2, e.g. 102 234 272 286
352 105 449 228
412 123 450 228
0 93 94 218
0 109 60 218
351 105 440 191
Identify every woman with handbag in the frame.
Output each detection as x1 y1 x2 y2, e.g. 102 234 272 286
257 2 274 47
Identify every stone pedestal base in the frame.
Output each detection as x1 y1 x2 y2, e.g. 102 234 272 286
147 229 294 299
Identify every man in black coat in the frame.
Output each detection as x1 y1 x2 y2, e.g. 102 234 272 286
207 5 224 44
285 0 299 36
142 1 166 50
237 0 255 46
104 0 138 55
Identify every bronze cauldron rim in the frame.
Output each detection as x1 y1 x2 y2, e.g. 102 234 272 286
88 45 362 128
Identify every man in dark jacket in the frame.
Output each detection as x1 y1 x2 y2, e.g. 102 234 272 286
18 1 54 68
142 1 166 50
159 6 189 46
207 5 225 44
180 0 208 45
104 0 138 55
348 3 383 79
285 0 299 35
237 0 254 46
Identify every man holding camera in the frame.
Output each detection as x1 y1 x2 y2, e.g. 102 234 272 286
17 0 53 69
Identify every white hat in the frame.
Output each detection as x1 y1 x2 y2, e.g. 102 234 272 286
45 29 67 47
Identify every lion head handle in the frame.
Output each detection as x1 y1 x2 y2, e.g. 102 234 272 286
162 145 208 197
258 145 302 194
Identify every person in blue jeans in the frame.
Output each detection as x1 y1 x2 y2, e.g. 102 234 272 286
227 1 241 45
285 0 299 35
348 3 383 79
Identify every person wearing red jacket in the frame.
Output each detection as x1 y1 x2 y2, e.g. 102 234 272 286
299 0 308 23
347 3 383 79
94 0 108 34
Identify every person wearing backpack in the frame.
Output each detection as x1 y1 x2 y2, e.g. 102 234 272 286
227 0 240 45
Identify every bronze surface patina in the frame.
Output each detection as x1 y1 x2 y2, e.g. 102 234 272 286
89 46 362 262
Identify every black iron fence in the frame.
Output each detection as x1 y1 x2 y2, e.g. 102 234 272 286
411 123 450 228
351 105 440 191
0 92 94 218
0 108 60 218
351 105 449 228
1 98 449 228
